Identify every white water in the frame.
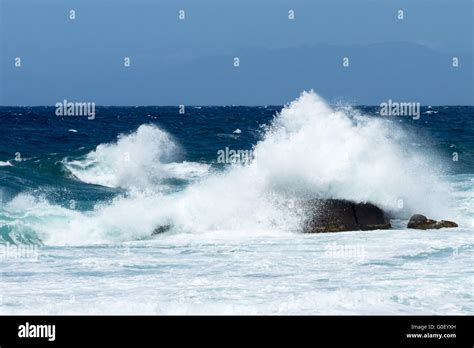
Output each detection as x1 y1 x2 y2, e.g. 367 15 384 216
1 228 472 314
63 124 210 190
5 90 458 246
0 91 472 314
0 161 12 167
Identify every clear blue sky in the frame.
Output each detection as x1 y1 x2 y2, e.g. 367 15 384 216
1 0 472 105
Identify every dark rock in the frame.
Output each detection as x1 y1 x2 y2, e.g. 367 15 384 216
354 202 391 230
151 225 171 235
407 214 458 230
304 199 391 233
407 214 428 227
439 220 458 228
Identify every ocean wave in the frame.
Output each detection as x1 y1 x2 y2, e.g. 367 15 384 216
0 91 468 246
0 161 13 167
62 124 210 190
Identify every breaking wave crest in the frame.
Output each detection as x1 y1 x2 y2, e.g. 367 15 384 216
1 91 464 246
62 124 210 190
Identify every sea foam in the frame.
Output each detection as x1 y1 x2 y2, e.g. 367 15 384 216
1 91 458 245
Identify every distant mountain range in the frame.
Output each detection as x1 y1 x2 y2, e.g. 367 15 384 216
2 42 473 105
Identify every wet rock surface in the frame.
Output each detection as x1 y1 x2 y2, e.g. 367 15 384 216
407 214 458 230
304 199 391 233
